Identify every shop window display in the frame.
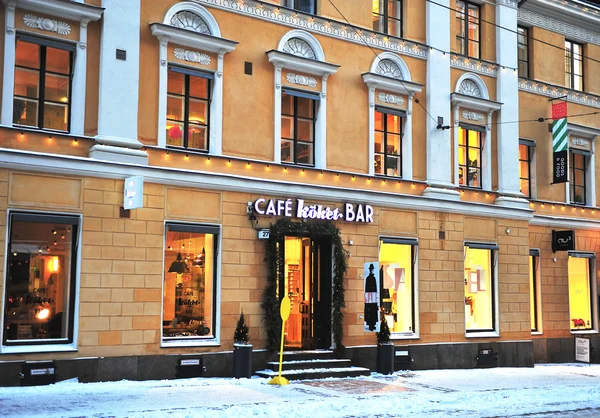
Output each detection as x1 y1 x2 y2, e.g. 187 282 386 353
464 246 494 332
3 212 79 346
162 224 218 341
568 255 594 331
378 240 415 334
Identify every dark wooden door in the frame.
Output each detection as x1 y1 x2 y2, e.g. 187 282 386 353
311 238 332 349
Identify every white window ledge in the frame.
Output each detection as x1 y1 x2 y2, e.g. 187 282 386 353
161 339 220 348
465 331 500 338
451 93 502 113
531 331 543 336
362 72 423 96
390 333 419 340
13 0 103 22
570 330 598 335
1 343 77 355
267 50 339 77
150 23 238 54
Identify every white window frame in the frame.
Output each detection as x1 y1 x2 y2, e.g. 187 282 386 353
150 2 237 156
363 52 422 179
567 251 598 335
1 0 102 135
565 124 598 207
0 209 82 354
451 73 501 191
268 30 338 169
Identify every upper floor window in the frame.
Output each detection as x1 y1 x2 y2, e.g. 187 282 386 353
372 0 402 38
281 89 317 166
375 107 404 177
13 34 74 132
456 0 480 59
283 0 316 14
458 125 483 188
517 26 529 78
166 66 211 152
565 40 583 91
519 141 532 198
570 150 587 205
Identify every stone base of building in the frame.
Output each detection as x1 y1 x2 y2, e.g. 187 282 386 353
533 337 600 364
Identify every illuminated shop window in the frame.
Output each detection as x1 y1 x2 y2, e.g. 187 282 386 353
281 89 317 166
568 254 595 331
529 249 541 332
372 0 402 37
464 243 497 333
379 238 417 335
3 212 79 346
166 66 211 152
374 107 404 177
163 223 219 342
13 34 74 132
458 125 483 188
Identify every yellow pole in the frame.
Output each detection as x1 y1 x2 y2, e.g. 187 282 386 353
268 296 290 386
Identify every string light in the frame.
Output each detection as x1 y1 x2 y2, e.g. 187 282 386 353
185 153 189 159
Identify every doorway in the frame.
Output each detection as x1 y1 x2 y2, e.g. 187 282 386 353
280 236 332 350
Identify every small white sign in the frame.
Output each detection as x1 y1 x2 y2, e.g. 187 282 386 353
180 359 200 366
258 229 270 239
575 337 590 363
123 176 144 210
30 368 54 376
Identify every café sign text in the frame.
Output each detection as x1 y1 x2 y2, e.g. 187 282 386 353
253 198 374 223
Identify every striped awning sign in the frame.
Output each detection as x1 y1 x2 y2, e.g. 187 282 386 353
552 118 568 153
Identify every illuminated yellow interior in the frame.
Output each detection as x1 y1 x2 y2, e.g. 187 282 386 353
568 256 592 330
379 242 413 333
464 247 493 331
529 256 536 331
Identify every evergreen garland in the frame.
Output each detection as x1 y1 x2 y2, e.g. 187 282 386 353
234 311 250 344
261 219 347 355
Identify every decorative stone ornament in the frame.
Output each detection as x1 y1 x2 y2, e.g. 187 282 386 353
458 79 482 98
170 10 211 35
461 110 484 122
282 38 316 59
285 72 317 88
377 92 405 106
375 59 403 80
23 14 71 35
173 48 211 65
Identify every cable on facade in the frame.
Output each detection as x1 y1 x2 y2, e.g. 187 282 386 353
489 110 600 125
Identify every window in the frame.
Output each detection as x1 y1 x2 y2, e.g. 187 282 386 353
166 66 212 152
517 26 529 78
3 212 79 347
13 34 74 132
464 243 496 333
458 126 483 188
163 223 219 343
568 254 595 331
565 40 583 91
529 250 541 332
456 0 480 59
379 238 417 335
570 151 587 205
519 141 532 198
281 89 317 166
374 108 404 177
283 0 316 14
372 0 402 37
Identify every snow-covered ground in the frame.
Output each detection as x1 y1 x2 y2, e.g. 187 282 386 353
1 364 599 417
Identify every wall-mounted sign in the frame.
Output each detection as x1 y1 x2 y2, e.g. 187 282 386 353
364 262 380 333
552 230 575 252
123 176 143 210
253 198 374 223
258 229 270 239
575 337 590 363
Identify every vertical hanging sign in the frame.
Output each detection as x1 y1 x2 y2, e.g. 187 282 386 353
552 100 568 184
363 262 380 333
123 176 143 210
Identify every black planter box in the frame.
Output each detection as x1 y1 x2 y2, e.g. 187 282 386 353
232 344 253 378
377 343 395 375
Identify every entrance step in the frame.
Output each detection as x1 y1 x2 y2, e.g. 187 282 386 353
256 350 371 381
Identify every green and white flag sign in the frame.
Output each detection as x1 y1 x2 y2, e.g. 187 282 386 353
552 118 568 184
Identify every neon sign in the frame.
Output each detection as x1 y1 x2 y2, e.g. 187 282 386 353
253 198 374 223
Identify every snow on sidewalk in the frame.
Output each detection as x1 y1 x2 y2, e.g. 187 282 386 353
0 364 598 418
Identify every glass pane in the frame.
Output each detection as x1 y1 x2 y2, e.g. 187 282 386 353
374 154 383 175
374 131 384 153
529 256 536 330
458 166 465 185
388 18 401 37
574 153 584 168
464 247 493 331
468 148 480 168
14 68 39 98
574 75 583 91
373 0 382 14
44 74 69 103
294 0 315 14
458 145 466 165
386 114 401 134
520 161 529 179
297 118 313 142
297 97 314 119
189 76 208 99
469 40 479 59
568 257 592 330
458 127 466 145
167 70 184 95
167 95 184 121
46 47 70 74
4 217 77 343
296 142 313 165
282 93 293 115
573 187 585 204
188 99 208 125
375 111 384 132
519 144 528 160
379 242 414 333
468 130 480 147
281 140 293 162
387 133 401 156
520 179 530 197
16 40 40 69
281 115 294 140
43 102 68 131
469 168 480 187
166 121 184 147
187 124 207 150
386 155 400 176
163 226 216 340
574 169 584 187
372 14 383 33
13 98 38 127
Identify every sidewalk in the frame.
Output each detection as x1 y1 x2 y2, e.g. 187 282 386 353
0 364 599 417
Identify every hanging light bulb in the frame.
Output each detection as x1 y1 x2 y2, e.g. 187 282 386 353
192 247 206 267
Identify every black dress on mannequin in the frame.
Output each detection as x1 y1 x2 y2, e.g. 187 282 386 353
364 263 379 331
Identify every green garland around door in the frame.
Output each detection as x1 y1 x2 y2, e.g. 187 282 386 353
261 219 347 355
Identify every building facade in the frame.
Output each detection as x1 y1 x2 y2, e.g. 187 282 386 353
0 0 599 384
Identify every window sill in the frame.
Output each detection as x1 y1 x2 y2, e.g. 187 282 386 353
1 343 77 355
459 185 486 192
531 331 543 336
465 331 499 338
390 333 419 340
161 339 220 348
570 330 598 335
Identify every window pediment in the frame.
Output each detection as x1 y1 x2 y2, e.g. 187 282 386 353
150 23 237 55
362 73 423 96
267 50 339 77
451 93 502 113
12 0 103 23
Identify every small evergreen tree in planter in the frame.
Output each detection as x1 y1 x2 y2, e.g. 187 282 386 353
232 312 253 378
376 318 394 375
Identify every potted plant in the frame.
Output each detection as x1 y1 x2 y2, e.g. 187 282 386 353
232 311 253 378
376 318 395 375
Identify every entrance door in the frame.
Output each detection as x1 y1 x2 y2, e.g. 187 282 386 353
281 236 332 350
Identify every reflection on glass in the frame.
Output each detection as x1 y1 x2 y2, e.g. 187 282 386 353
568 257 592 330
281 92 315 165
464 247 493 331
379 241 413 333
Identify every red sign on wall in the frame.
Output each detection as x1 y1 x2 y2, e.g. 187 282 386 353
552 101 568 120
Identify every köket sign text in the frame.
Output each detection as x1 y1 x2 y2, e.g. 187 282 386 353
253 198 374 223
